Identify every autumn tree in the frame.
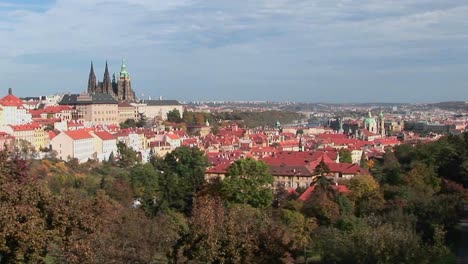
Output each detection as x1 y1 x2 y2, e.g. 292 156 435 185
303 158 341 225
174 197 296 263
348 174 384 216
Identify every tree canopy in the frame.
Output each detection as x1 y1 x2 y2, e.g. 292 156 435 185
221 158 274 208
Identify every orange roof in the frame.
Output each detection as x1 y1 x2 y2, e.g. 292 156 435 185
48 131 57 140
166 133 180 140
44 105 72 114
64 130 93 140
205 163 232 174
93 131 116 141
0 94 24 107
9 123 41 131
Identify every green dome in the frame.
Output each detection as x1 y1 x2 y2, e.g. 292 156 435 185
364 111 376 126
119 59 130 78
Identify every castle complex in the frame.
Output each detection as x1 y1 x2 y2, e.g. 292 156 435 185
87 59 136 102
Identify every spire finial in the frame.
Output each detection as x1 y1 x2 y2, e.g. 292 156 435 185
8 88 12 95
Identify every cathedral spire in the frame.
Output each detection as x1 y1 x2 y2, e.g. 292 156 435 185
87 61 97 94
102 60 112 94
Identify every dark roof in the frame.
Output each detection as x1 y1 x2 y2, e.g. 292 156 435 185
59 93 118 105
145 100 181 106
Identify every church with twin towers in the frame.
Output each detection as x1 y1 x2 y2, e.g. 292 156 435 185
87 59 136 102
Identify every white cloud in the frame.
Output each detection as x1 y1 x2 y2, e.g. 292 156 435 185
0 0 467 102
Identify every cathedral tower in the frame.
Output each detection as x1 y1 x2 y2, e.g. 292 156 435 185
87 59 136 102
87 61 97 94
115 59 136 101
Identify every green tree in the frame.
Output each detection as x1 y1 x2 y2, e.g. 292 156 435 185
220 158 274 208
129 163 160 211
117 141 139 168
119 118 137 129
381 150 403 185
316 222 447 264
311 157 332 189
167 109 182 123
152 146 209 214
359 152 368 169
339 148 353 163
136 113 148 128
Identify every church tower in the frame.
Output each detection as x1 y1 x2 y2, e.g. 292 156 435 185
378 111 385 137
115 59 136 101
87 61 97 94
363 111 377 134
102 61 113 95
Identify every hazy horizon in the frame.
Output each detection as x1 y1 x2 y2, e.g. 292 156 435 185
1 1 468 103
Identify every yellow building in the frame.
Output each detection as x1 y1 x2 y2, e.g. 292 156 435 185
6 123 47 150
34 128 49 150
118 102 138 123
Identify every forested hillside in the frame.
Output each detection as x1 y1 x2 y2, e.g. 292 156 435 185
0 133 467 263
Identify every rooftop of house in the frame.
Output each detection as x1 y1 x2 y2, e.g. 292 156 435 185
145 100 181 106
0 89 24 108
93 131 116 141
64 130 93 140
59 93 118 105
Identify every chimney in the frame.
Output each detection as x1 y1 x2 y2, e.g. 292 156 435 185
8 88 12 95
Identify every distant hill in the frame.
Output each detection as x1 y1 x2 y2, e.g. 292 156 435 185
429 101 468 111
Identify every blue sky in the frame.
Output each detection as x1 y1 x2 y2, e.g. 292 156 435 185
0 0 467 103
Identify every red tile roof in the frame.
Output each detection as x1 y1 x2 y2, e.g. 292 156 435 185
317 133 348 140
48 131 57 140
64 130 93 140
44 105 72 114
261 151 336 166
327 163 369 175
0 94 24 107
166 133 180 140
93 131 115 141
206 163 232 174
269 165 313 176
9 123 41 131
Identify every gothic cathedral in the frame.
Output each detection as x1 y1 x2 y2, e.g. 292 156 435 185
87 59 136 102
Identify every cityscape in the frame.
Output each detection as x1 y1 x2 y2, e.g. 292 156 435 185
0 1 468 264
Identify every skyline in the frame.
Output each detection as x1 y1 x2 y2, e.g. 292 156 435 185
1 0 468 103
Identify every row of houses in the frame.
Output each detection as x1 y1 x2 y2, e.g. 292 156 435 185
0 89 184 128
205 149 369 189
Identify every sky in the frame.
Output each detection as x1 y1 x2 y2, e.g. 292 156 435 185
0 0 467 103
